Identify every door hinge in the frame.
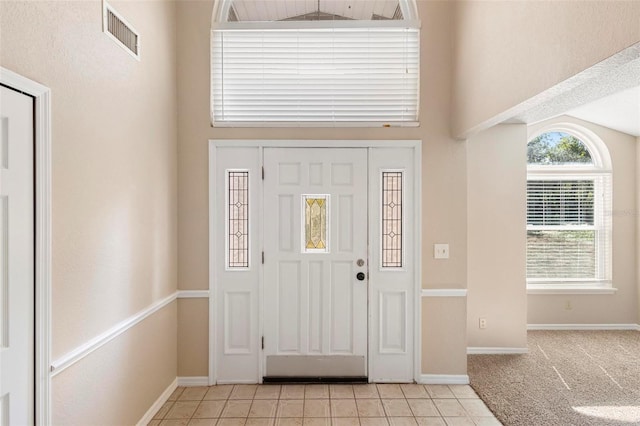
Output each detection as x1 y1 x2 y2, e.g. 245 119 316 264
262 251 264 264
261 336 264 350
262 166 265 180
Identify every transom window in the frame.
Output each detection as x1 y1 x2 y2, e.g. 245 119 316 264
211 0 420 127
526 127 612 291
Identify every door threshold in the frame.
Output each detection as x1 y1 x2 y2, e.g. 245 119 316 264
263 376 368 384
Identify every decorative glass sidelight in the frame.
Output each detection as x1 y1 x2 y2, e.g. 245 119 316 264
227 170 249 268
382 171 403 268
303 195 329 253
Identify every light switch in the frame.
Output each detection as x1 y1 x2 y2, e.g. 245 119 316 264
434 243 449 259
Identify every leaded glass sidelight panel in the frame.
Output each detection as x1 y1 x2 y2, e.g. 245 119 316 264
302 194 329 253
382 171 403 268
227 170 249 268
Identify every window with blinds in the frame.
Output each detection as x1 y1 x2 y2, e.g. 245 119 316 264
526 131 612 287
211 25 420 126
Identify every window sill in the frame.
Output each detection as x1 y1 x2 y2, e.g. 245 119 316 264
527 285 617 295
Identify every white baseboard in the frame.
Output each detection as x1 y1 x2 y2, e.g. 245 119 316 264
528 324 640 331
467 347 528 354
136 378 177 426
178 376 210 386
417 374 469 385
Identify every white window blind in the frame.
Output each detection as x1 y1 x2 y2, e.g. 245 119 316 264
211 26 420 125
526 175 611 283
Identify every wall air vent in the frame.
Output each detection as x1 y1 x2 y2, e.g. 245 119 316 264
103 1 140 60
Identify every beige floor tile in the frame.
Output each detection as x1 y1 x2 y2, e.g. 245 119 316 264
255 386 282 400
356 399 385 417
442 418 474 426
180 387 209 401
230 385 258 400
400 385 428 399
358 418 389 426
304 399 331 417
274 418 303 426
415 418 446 426
330 399 358 417
447 386 478 400
277 400 305 418
332 418 360 426
204 385 234 400
147 420 161 426
353 385 379 399
330 385 354 399
249 400 279 418
222 400 253 418
388 417 418 426
457 400 492 417
188 420 217 426
217 419 247 426
381 400 412 417
377 385 404 399
168 388 186 401
433 400 466 417
281 385 306 399
305 385 329 399
166 401 200 419
160 420 190 426
154 401 175 419
424 386 454 399
194 400 226 419
407 400 438 417
303 418 331 426
246 418 276 426
471 417 502 426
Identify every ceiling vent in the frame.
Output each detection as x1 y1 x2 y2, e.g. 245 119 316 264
103 1 140 60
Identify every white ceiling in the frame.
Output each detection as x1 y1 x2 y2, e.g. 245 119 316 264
231 0 400 21
566 86 640 137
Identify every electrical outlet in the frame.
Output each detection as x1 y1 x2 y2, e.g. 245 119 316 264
434 244 449 259
479 318 487 329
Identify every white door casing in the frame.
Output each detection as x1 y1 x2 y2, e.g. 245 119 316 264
209 140 420 384
263 148 368 377
0 86 35 425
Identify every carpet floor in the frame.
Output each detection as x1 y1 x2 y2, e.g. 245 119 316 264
468 331 640 426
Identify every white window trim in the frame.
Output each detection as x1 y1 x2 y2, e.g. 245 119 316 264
526 123 613 294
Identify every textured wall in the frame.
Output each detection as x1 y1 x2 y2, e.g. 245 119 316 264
0 1 178 424
467 124 528 349
452 0 640 138
176 0 469 377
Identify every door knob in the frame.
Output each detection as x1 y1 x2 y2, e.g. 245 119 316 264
356 272 366 281
356 259 365 267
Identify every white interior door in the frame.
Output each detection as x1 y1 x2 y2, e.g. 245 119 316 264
263 148 368 378
0 86 35 424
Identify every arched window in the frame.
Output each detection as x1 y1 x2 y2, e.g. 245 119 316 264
526 124 612 291
211 0 420 126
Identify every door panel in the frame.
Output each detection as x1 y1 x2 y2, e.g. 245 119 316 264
0 86 35 424
264 148 367 377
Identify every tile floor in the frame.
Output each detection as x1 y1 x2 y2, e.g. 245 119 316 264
148 384 502 426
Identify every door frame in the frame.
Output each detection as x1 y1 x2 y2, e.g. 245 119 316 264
0 67 52 425
209 139 422 384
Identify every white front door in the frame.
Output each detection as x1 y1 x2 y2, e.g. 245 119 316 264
0 86 35 424
263 148 368 377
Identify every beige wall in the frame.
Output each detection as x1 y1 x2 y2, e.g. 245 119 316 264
467 124 528 349
1 1 178 424
452 1 640 138
527 116 638 325
176 0 469 376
